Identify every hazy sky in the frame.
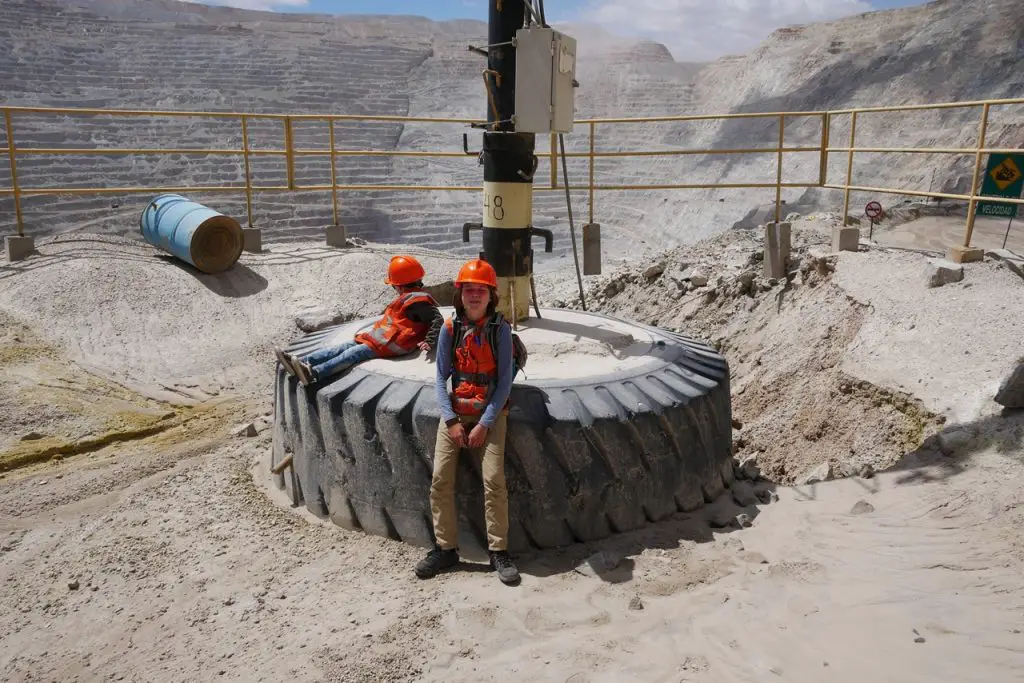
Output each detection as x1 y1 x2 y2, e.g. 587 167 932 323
196 0 931 61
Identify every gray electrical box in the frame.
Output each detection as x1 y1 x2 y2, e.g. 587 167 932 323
514 27 577 134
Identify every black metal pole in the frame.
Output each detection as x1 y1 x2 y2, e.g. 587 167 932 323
481 0 536 322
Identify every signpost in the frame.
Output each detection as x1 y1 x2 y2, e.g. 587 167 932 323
865 200 883 240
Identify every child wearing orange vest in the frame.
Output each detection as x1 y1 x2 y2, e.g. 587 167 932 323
275 255 442 386
415 258 519 585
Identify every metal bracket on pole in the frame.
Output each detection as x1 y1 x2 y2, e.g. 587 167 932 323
529 226 553 252
463 222 483 243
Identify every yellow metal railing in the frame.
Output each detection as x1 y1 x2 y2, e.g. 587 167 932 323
2 99 1023 248
823 97 1024 248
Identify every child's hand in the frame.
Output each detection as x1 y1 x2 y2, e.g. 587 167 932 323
448 422 467 448
467 424 489 448
417 341 430 352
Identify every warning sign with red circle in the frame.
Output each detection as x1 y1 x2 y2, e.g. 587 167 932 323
865 201 883 219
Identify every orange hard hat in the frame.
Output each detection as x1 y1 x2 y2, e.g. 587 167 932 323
385 255 425 286
455 258 498 288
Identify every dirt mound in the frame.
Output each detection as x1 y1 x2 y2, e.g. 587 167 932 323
546 218 1019 484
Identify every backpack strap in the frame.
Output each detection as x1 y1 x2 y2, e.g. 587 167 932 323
447 314 462 379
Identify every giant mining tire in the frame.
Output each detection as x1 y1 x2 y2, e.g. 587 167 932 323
271 307 733 555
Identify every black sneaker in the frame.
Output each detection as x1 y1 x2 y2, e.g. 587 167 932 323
415 546 459 579
489 550 520 585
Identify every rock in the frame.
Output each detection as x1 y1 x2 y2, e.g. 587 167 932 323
722 537 744 551
294 309 357 334
643 264 665 281
628 596 644 611
850 500 875 515
232 422 257 438
68 580 80 590
223 597 235 606
858 464 875 479
731 481 759 507
736 272 755 294
914 637 926 644
994 360 1024 408
801 462 833 485
574 551 622 578
688 273 709 287
733 453 759 480
739 551 769 564
755 488 778 504
925 259 964 288
741 459 761 481
736 514 753 528
603 281 619 298
937 429 974 455
20 431 44 441
708 509 739 529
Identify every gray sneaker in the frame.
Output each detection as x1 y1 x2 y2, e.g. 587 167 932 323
274 346 297 377
489 550 520 585
415 546 460 579
293 359 315 386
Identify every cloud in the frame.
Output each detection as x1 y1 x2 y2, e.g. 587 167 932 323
567 0 873 61
199 0 310 11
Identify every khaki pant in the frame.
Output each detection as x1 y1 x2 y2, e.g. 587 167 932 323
430 412 509 552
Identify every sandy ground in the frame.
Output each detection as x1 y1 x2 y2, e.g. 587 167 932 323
873 215 1024 254
2 221 1024 682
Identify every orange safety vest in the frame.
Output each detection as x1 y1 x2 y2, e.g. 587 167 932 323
447 316 504 417
354 291 438 357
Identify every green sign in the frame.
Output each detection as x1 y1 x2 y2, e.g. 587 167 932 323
977 153 1024 219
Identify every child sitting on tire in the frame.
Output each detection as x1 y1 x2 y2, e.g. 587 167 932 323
275 255 442 386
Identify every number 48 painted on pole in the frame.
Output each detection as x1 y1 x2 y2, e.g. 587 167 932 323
484 192 505 221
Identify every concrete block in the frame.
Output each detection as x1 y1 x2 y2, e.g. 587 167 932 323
242 228 261 253
831 226 859 253
946 244 984 264
582 223 601 275
326 224 349 248
986 249 1024 279
763 221 791 278
5 235 35 262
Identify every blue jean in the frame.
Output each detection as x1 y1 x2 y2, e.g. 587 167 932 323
301 339 377 380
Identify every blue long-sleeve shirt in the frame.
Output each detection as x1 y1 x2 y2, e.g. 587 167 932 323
434 316 513 429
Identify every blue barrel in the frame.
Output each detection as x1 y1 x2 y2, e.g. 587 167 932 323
140 194 244 274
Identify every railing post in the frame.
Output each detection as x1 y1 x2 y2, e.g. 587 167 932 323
841 111 858 225
240 115 254 228
328 118 339 226
588 121 596 225
284 116 296 191
774 113 785 225
818 112 830 187
549 132 557 189
3 109 24 238
964 102 991 248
